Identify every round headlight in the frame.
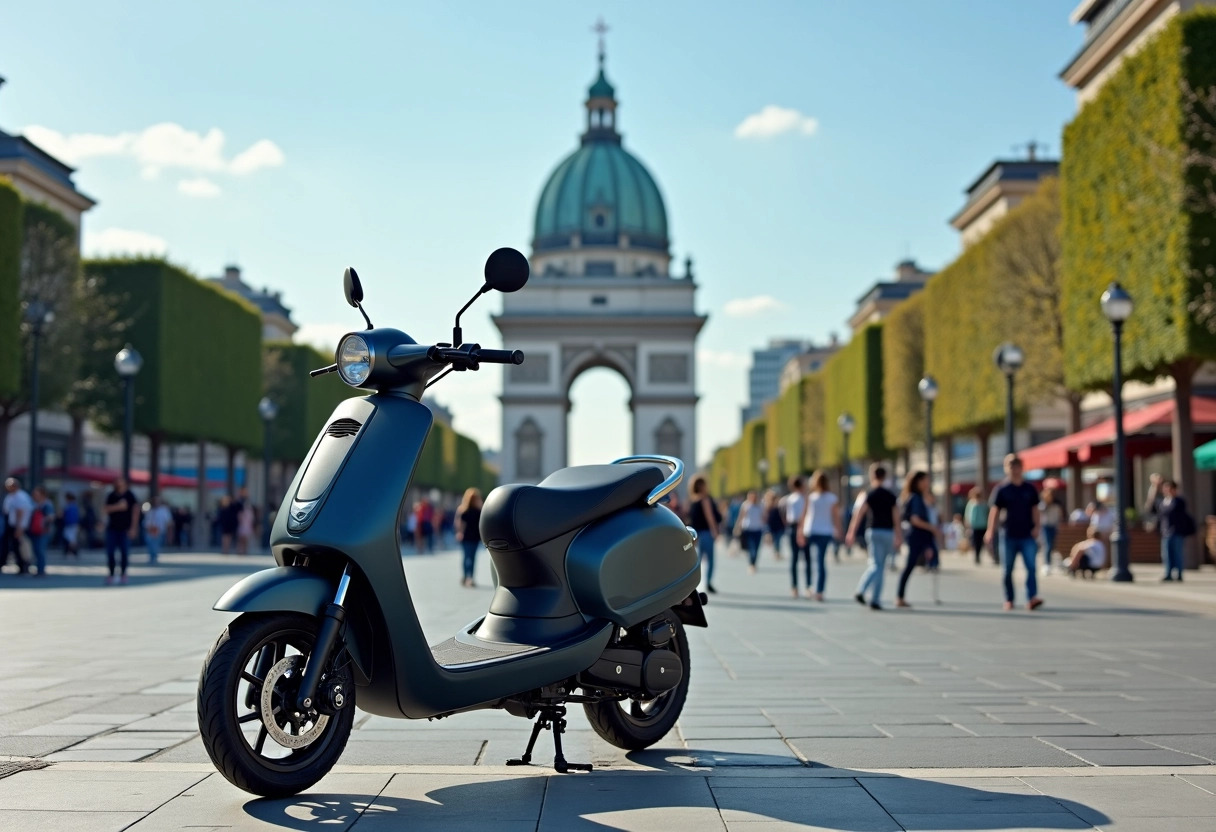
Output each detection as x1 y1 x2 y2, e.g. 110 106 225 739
337 335 372 386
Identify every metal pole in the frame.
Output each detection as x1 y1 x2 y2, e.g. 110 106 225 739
28 326 41 487
263 418 273 551
1005 373 1016 457
122 375 134 481
1110 321 1133 582
926 400 934 490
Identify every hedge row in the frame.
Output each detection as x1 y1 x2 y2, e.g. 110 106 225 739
0 181 22 398
820 323 886 467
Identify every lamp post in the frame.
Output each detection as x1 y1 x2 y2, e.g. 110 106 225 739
1101 282 1135 583
23 301 54 488
918 376 939 489
993 342 1024 457
757 457 770 491
838 412 855 513
113 345 143 481
258 397 279 551
777 446 787 486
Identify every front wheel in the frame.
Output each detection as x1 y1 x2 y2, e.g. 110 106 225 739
583 614 690 750
197 612 354 797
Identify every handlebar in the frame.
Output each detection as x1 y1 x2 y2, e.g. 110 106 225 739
476 348 525 365
426 344 525 369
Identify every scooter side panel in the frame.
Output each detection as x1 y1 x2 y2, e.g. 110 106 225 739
566 506 701 628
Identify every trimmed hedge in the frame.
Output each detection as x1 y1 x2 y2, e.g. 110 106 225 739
881 291 925 450
85 258 263 449
264 342 360 461
0 181 22 398
1061 9 1216 388
820 324 885 466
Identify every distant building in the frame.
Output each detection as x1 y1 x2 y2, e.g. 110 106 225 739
742 339 813 426
848 259 935 332
778 337 840 393
423 398 454 426
0 76 95 230
1062 0 1213 105
950 154 1059 248
208 265 298 341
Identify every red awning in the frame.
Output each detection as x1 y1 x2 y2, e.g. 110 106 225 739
8 465 223 489
1018 397 1216 471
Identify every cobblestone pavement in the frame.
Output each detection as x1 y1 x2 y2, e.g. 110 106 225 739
1 543 1214 830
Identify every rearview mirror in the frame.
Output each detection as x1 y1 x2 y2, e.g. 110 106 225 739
343 267 364 308
483 248 529 294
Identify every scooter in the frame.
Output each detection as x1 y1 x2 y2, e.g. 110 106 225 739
198 247 708 797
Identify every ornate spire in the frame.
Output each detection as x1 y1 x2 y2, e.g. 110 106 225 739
593 17 609 69
583 18 619 143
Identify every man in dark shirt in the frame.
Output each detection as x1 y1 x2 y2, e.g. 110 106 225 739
1144 474 1192 581
846 464 901 609
103 476 140 585
986 455 1043 611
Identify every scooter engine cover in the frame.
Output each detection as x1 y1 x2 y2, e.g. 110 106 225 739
642 648 682 695
566 505 700 628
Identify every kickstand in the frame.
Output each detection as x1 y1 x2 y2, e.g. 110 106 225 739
506 705 592 773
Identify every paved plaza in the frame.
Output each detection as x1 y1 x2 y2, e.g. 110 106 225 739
1 543 1215 830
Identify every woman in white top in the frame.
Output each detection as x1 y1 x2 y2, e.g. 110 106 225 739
795 471 841 601
733 491 765 574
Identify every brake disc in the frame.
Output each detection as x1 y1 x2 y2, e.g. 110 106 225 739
259 655 330 749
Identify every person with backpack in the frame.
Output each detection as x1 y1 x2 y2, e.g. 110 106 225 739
28 486 54 577
1145 474 1196 582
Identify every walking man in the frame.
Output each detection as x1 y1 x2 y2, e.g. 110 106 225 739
847 464 900 610
785 476 810 598
986 455 1044 611
2 477 33 574
103 477 140 585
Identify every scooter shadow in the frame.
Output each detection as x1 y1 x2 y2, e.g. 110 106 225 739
242 753 1110 831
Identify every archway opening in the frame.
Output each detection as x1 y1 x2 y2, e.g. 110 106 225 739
567 367 632 467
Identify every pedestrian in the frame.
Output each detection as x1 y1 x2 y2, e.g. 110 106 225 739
81 493 100 549
733 490 764 574
688 475 721 594
1 477 33 574
1065 527 1106 577
143 496 172 564
415 498 435 553
1039 486 1063 570
763 489 785 562
848 464 900 610
455 487 482 587
665 491 687 525
236 499 254 555
1088 500 1115 544
102 476 140 585
61 492 81 558
28 486 53 577
218 496 237 553
785 476 811 598
796 470 840 602
725 496 743 556
986 454 1044 611
964 487 991 564
1144 474 1196 582
895 470 939 608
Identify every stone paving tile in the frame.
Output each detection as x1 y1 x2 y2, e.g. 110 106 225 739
958 723 1117 738
857 776 1076 815
70 731 194 750
541 773 726 831
339 738 486 765
117 712 200 732
130 771 392 831
0 735 89 756
1 810 146 832
0 768 206 812
45 748 158 762
788 737 1088 769
890 812 1094 830
713 784 900 829
1064 748 1211 766
776 725 890 739
17 722 117 736
1137 734 1216 761
358 773 545 831
678 740 802 766
143 737 210 763
1180 774 1216 793
680 725 783 740
1021 775 1216 823
874 724 975 738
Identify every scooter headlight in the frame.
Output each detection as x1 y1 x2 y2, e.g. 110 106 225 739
337 335 372 386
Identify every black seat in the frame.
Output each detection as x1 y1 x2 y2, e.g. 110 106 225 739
481 463 665 551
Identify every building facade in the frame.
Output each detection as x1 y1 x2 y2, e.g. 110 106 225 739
847 259 935 332
207 265 298 341
741 340 813 426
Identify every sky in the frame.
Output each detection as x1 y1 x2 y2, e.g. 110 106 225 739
1 1 1083 467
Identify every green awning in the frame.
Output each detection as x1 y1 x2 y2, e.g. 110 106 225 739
1195 438 1216 471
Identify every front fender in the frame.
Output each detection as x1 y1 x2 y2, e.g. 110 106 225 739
214 566 333 615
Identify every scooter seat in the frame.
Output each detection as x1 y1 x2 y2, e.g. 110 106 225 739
481 463 665 551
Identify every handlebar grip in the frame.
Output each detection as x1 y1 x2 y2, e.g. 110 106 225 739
477 348 525 365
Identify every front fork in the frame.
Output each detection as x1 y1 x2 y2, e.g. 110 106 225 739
295 566 351 712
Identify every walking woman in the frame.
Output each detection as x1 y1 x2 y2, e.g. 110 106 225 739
964 487 991 564
688 475 721 594
734 490 765 574
455 488 482 587
796 471 840 601
895 470 940 608
763 489 785 562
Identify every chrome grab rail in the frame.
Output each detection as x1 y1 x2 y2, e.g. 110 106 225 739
611 454 684 507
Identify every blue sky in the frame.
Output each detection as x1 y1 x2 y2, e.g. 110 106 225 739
1 1 1082 466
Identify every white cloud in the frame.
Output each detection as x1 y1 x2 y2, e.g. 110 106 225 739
24 122 285 178
82 227 168 257
734 105 819 139
697 348 752 371
724 295 788 318
178 176 222 198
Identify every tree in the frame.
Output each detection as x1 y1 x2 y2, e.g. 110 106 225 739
820 325 886 468
0 182 20 401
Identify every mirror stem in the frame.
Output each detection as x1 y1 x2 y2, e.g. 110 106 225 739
356 303 374 331
453 287 488 347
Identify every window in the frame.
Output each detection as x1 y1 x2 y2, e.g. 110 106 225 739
591 295 608 306
654 417 683 458
594 213 606 228
585 261 616 276
84 449 106 468
516 418 543 480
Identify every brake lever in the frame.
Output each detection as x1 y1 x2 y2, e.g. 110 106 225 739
310 364 338 378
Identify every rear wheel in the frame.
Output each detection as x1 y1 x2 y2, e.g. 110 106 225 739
197 612 354 797
582 614 690 750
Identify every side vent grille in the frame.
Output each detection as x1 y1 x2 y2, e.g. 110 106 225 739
325 418 362 438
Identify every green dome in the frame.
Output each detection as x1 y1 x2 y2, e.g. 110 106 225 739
588 69 615 100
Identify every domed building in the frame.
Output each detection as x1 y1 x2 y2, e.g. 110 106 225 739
494 49 706 482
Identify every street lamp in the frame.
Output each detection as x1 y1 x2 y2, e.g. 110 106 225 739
993 342 1024 456
23 301 54 488
113 344 143 481
258 396 279 551
757 457 770 490
918 376 939 487
838 412 856 513
1101 282 1135 583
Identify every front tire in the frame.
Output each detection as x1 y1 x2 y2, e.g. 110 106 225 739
583 614 690 750
198 612 354 797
